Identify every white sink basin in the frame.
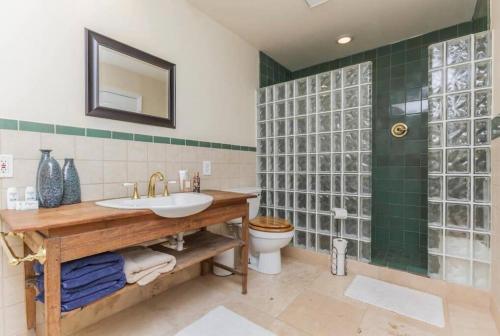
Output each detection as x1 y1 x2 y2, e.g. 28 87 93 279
95 193 214 218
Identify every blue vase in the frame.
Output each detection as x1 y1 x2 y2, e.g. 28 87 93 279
62 158 81 205
37 149 63 208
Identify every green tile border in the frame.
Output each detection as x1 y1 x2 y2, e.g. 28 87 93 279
112 131 133 140
86 128 112 138
170 138 186 146
0 118 18 130
153 136 170 144
134 134 153 142
3 118 256 152
19 121 54 133
56 125 85 136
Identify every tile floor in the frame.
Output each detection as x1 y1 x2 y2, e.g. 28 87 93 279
71 257 499 336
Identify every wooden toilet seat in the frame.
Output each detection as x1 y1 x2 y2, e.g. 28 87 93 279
249 216 294 233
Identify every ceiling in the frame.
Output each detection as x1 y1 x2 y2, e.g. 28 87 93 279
188 0 477 71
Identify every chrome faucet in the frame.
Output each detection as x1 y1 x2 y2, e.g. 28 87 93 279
147 172 165 197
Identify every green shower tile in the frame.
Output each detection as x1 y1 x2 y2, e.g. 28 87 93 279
56 125 85 136
221 144 232 150
186 139 199 147
86 128 111 138
390 41 406 53
170 138 186 146
458 21 473 35
439 25 458 41
211 142 222 149
0 118 18 130
406 36 422 49
390 51 405 65
376 45 392 57
231 144 241 150
153 136 170 144
19 121 54 133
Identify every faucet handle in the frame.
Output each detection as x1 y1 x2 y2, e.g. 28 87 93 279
123 182 140 200
163 180 177 196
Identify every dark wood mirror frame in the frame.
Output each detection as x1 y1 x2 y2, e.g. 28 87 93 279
85 29 176 128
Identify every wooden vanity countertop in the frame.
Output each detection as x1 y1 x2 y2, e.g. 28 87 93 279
0 190 255 233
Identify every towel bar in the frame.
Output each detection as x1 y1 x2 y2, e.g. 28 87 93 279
0 232 46 265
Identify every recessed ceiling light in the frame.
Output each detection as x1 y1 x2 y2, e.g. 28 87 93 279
337 36 352 45
305 0 329 8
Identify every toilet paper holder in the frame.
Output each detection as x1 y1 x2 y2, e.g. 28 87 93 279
331 238 348 276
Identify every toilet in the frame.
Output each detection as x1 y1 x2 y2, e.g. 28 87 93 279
219 187 294 275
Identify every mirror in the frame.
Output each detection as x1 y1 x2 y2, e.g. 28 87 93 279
86 29 176 128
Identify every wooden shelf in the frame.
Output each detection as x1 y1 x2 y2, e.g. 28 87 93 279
61 231 243 318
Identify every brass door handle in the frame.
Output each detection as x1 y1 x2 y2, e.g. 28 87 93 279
0 232 46 265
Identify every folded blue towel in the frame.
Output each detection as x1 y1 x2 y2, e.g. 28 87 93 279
34 252 123 280
34 253 124 289
37 270 125 302
37 275 126 312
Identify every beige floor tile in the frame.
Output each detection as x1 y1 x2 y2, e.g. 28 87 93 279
64 256 500 336
72 304 176 336
309 272 369 310
279 290 365 336
359 306 450 336
448 303 499 336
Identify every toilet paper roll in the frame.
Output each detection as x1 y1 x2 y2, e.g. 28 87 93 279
331 208 347 219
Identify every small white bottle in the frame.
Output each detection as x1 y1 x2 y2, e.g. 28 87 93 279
25 186 36 202
6 187 18 210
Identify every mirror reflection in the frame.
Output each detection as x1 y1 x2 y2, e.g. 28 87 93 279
98 45 170 118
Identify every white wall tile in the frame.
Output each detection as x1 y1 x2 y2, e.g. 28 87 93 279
127 142 147 162
80 184 103 201
40 134 76 160
147 143 166 162
103 139 127 161
0 131 40 160
127 162 148 183
75 137 103 161
103 161 127 184
75 161 103 185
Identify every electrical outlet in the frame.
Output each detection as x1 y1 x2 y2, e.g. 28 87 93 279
0 154 13 178
202 161 211 176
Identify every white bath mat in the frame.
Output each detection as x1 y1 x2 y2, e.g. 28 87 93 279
344 275 445 328
175 306 276 336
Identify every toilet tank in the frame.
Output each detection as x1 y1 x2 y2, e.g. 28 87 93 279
224 187 261 224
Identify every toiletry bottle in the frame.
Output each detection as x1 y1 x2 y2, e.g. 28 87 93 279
7 187 18 210
25 186 36 201
179 170 188 192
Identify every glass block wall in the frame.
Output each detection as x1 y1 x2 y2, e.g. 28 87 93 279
256 62 373 261
427 32 492 289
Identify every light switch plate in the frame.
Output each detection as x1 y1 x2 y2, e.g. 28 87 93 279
0 154 13 177
202 161 211 176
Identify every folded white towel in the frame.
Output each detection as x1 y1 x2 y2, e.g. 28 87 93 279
120 247 176 286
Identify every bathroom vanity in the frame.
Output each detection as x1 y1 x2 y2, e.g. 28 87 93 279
0 190 253 336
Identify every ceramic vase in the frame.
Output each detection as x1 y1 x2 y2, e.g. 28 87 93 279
62 158 81 205
36 149 63 208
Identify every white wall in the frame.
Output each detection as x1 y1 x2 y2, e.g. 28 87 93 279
0 0 259 146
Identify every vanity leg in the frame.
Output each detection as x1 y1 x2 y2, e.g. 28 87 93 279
241 205 249 294
24 243 36 330
44 238 62 336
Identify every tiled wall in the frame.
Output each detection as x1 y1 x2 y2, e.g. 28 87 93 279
259 52 292 88
427 32 492 289
257 62 373 261
0 128 256 336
